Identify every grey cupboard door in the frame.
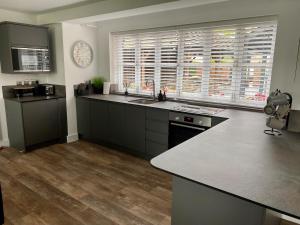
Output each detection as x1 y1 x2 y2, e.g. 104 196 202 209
125 105 146 153
76 97 91 139
108 103 126 147
8 24 49 47
57 98 67 142
4 100 26 150
146 108 169 157
22 100 59 146
90 100 109 142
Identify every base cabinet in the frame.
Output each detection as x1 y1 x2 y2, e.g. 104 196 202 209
76 97 91 140
22 100 59 146
146 108 169 158
90 100 109 143
124 105 146 154
5 98 67 151
76 97 169 159
108 103 126 147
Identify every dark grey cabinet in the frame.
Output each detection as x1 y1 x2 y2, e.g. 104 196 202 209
58 98 68 142
5 98 67 152
76 97 168 159
146 108 169 158
22 100 59 146
124 105 146 153
108 103 126 147
0 22 50 74
90 100 109 142
4 23 49 47
76 97 91 140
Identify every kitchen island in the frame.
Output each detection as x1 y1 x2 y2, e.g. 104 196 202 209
151 108 300 225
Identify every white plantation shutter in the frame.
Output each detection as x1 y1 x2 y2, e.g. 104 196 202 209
112 20 277 107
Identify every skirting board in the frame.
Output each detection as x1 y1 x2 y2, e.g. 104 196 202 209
281 215 300 224
0 139 9 148
67 133 79 143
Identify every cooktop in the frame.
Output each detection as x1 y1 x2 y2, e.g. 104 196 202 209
172 104 224 116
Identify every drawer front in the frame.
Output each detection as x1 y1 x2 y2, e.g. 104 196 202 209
146 108 169 122
146 131 168 145
146 119 168 134
146 141 168 157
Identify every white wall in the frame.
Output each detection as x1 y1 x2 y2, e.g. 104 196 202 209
47 23 65 85
61 23 99 142
0 9 42 146
97 0 300 110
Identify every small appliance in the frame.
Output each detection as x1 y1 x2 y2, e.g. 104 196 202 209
11 47 50 73
13 86 35 97
263 89 292 136
39 84 55 96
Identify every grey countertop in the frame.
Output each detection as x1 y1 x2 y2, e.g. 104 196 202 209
81 94 179 109
80 94 300 219
79 94 226 115
5 95 65 103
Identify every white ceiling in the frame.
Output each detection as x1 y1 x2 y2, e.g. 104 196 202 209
0 0 103 13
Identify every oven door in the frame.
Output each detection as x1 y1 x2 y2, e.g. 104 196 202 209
169 121 207 148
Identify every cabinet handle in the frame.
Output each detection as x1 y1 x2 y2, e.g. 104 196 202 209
170 122 206 131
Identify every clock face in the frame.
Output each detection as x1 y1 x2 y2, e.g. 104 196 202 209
72 41 93 68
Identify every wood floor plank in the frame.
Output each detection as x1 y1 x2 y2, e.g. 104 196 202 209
80 194 153 225
2 196 27 225
0 141 172 225
17 213 50 225
1 141 291 225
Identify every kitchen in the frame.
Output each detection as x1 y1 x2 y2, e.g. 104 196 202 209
0 0 300 225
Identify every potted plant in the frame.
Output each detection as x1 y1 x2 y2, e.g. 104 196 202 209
91 77 105 94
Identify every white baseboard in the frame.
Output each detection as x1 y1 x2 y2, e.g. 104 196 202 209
0 139 10 147
67 133 79 143
282 215 300 224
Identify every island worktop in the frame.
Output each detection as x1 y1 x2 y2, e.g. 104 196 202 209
151 107 300 220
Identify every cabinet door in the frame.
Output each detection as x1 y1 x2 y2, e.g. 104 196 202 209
125 105 146 153
57 98 67 142
108 103 126 146
76 97 91 139
146 141 168 158
22 100 59 146
146 108 169 157
90 100 109 142
8 24 49 47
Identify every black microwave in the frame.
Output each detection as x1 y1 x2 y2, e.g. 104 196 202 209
11 47 51 73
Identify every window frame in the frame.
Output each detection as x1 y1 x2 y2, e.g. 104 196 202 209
111 18 277 108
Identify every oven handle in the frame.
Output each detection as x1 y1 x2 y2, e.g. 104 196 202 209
170 122 206 131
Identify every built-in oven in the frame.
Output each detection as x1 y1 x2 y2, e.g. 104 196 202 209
169 111 212 148
11 47 50 73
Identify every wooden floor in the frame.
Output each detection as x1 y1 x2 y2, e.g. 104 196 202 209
0 141 172 225
0 141 297 225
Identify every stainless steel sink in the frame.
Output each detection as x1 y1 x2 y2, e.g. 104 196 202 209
128 98 157 105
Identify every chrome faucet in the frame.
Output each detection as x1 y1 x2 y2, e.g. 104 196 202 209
146 79 156 100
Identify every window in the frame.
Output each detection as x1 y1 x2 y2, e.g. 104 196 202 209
111 20 277 107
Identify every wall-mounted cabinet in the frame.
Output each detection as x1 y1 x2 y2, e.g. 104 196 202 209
0 22 51 74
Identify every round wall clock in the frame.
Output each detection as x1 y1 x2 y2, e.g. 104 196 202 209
72 41 93 68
